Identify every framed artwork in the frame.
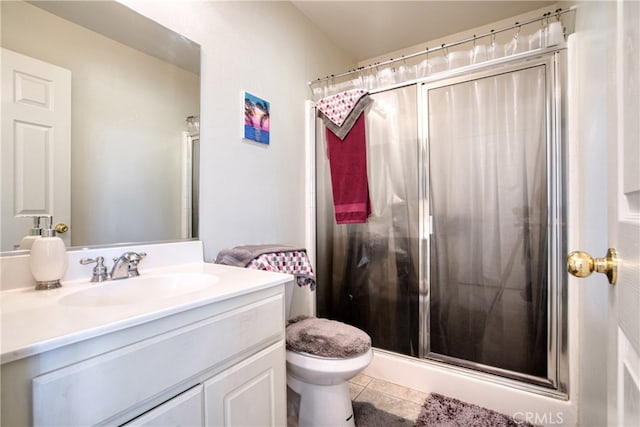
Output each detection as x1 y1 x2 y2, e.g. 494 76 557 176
243 92 270 144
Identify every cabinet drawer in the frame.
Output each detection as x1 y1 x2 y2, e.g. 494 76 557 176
32 294 283 426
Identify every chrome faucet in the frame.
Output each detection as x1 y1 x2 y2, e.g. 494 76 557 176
110 251 147 280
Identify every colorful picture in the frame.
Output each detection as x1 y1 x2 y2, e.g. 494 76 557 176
244 92 270 144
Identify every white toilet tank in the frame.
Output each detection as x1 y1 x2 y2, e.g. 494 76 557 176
285 279 316 320
285 279 294 319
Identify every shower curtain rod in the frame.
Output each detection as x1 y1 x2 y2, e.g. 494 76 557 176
309 7 574 85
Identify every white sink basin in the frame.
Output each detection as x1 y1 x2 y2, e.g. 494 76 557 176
59 273 219 306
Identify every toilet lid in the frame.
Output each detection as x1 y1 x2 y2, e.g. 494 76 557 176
286 316 371 358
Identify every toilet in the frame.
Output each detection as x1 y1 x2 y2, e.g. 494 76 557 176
284 282 373 427
214 245 372 426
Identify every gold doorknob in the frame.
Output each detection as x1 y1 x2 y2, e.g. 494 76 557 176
54 223 69 234
567 248 617 285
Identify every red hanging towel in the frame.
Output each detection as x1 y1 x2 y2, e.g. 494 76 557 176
326 112 371 224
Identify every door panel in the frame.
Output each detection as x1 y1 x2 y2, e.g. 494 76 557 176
1 48 71 249
424 58 564 388
610 1 640 424
123 386 203 427
203 342 286 426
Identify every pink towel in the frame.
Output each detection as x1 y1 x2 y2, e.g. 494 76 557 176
317 88 367 127
326 113 371 224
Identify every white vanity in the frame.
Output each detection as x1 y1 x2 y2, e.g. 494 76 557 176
0 241 292 426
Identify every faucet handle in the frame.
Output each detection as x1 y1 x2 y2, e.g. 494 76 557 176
79 256 109 282
130 252 147 263
127 252 146 276
112 251 147 263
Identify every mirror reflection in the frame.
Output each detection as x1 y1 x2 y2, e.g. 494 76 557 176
1 0 200 252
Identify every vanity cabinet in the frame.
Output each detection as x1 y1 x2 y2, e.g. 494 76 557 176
1 285 287 427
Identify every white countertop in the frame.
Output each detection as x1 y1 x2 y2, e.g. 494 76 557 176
0 262 292 364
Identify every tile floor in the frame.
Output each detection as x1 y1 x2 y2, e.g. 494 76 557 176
349 373 428 422
287 374 428 426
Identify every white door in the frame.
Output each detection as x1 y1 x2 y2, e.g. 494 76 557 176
608 1 640 425
570 1 640 425
1 48 71 250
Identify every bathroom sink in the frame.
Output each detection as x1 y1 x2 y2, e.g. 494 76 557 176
59 273 219 306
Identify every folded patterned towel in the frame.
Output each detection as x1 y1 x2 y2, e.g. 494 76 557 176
214 244 303 266
319 94 374 140
316 88 368 127
215 244 316 289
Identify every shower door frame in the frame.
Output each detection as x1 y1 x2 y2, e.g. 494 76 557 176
418 51 568 396
313 46 569 399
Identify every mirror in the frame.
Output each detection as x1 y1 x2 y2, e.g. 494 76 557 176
1 0 200 252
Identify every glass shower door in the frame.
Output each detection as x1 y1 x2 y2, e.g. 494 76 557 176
424 60 565 387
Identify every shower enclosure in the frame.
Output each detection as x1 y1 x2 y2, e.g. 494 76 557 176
315 49 567 391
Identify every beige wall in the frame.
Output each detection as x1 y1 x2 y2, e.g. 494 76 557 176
1 1 200 247
121 0 355 261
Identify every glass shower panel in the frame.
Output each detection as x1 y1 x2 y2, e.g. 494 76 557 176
427 66 549 378
316 85 420 356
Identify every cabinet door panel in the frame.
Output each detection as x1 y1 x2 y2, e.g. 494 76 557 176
123 385 203 427
204 342 285 426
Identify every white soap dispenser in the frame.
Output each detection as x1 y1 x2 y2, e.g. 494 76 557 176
29 216 68 290
18 216 43 250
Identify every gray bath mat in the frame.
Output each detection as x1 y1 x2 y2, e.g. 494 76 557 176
414 393 534 427
353 401 414 427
